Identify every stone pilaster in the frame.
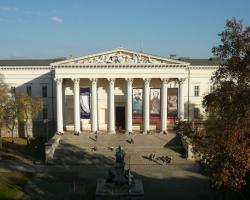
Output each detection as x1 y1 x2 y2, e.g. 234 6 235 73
108 78 116 134
55 78 63 133
178 78 186 120
90 78 98 133
72 78 80 133
125 78 133 134
143 78 151 134
160 78 168 134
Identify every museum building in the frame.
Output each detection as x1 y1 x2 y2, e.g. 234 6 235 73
0 48 220 135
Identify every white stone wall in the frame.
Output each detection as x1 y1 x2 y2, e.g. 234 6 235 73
0 67 56 121
0 64 217 134
187 67 216 120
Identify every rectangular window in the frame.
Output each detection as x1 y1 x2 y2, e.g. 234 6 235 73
194 108 200 119
194 86 199 96
42 86 47 97
26 86 31 96
43 105 48 119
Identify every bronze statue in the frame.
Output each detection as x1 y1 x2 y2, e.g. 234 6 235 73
115 145 125 166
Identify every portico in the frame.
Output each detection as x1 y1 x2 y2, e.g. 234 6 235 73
52 48 189 134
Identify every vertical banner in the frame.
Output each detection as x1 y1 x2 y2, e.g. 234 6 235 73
80 87 91 119
132 88 143 121
167 88 178 118
150 88 161 117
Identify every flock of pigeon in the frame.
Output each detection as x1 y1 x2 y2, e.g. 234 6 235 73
89 132 134 152
89 132 172 166
146 153 172 165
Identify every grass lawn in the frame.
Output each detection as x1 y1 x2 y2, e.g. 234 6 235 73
2 137 46 162
0 172 33 200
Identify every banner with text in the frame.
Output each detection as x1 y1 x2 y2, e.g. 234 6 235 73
80 87 91 119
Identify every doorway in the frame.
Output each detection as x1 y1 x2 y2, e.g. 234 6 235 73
115 106 125 133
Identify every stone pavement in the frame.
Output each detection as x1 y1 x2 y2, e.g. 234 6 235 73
23 164 214 200
1 132 216 200
51 131 189 166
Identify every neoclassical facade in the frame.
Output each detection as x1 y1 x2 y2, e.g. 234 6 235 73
0 48 219 136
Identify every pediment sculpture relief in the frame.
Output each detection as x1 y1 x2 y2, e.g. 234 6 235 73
74 52 163 64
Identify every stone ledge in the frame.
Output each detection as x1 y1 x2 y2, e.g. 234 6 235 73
177 131 196 160
45 133 62 163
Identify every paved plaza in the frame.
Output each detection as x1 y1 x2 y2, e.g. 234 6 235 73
52 131 188 165
23 132 213 200
1 132 215 200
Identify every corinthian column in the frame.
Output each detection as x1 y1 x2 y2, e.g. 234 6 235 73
72 78 80 133
55 78 63 133
143 78 151 134
160 78 168 134
108 78 115 134
125 78 133 134
178 78 186 120
90 78 98 133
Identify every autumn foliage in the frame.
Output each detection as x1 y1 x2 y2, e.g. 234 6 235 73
193 19 250 192
0 75 43 146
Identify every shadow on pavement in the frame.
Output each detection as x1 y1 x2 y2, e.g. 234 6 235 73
22 143 218 200
52 142 114 166
163 134 186 156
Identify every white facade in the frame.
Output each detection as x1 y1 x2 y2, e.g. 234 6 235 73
0 48 218 135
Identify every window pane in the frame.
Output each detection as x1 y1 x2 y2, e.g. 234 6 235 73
194 108 200 119
43 106 48 119
42 86 47 97
194 86 199 96
27 86 31 96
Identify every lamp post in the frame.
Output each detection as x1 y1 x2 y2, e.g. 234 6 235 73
43 118 49 141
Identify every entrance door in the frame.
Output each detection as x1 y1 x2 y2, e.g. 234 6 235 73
115 106 125 133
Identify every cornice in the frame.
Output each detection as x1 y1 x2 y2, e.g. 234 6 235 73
0 66 53 70
53 64 188 69
188 65 219 70
0 64 219 71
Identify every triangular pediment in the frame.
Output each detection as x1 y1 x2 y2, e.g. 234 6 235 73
51 48 190 66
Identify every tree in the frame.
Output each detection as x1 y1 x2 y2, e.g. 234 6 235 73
16 93 43 144
194 19 250 192
4 98 18 143
0 74 9 149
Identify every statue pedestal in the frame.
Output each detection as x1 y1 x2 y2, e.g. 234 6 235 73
96 178 144 200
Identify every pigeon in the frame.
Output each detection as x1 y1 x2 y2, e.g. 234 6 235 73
91 146 97 151
149 153 156 161
107 146 114 151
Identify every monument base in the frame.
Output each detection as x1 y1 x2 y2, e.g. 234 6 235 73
96 178 144 200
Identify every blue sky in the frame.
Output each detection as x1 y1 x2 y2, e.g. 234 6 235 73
0 0 249 59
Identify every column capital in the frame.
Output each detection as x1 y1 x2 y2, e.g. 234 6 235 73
161 78 169 84
89 78 98 84
125 78 134 84
107 78 116 84
143 78 151 85
72 78 80 84
55 78 63 85
178 78 186 84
